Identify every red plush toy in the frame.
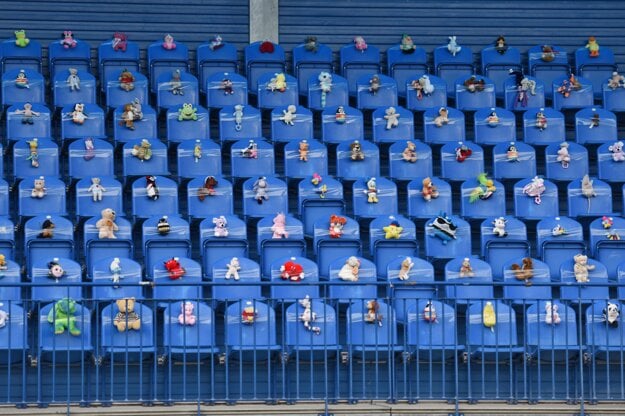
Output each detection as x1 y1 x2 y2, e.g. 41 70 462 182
280 258 305 281
259 40 275 53
164 257 186 280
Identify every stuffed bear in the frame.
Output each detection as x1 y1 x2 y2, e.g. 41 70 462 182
120 103 135 130
350 140 365 161
66 68 80 91
31 176 46 199
113 298 141 332
178 301 197 326
48 298 81 336
87 177 106 202
118 68 135 91
225 257 241 280
95 208 118 239
609 141 625 162
459 257 474 277
573 254 595 283
384 106 400 130
212 216 229 237
421 177 439 201
298 140 309 162
131 139 152 161
402 141 417 163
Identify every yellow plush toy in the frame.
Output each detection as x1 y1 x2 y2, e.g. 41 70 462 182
482 301 496 333
383 218 403 239
113 298 141 332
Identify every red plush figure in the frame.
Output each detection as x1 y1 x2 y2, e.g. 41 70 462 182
164 257 186 280
280 258 305 281
455 144 472 162
259 40 275 53
329 214 347 238
112 32 128 52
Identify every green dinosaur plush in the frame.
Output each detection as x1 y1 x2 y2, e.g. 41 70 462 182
47 298 81 336
14 30 30 48
178 103 198 121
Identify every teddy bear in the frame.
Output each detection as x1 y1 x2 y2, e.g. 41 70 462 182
364 299 383 326
545 301 561 325
271 212 289 239
113 298 141 332
14 30 29 47
95 208 118 239
164 257 185 280
609 141 625 162
0 304 8 329
434 107 449 127
511 257 534 286
383 218 403 239
541 45 556 62
556 142 570 168
48 298 81 336
459 257 474 277
267 73 287 92
369 75 381 94
87 177 106 202
162 34 176 50
398 257 414 281
178 301 197 326
225 257 241 280
253 176 269 205
338 256 360 282
31 176 46 198
279 105 297 125
112 32 128 52
384 106 400 130
66 68 80 91
38 217 55 238
212 216 229 237
298 296 321 334
573 254 595 283
350 140 365 161
298 140 309 162
197 176 218 201
131 139 153 161
119 103 136 130
280 258 305 281
402 141 417 163
118 68 135 91
421 177 439 201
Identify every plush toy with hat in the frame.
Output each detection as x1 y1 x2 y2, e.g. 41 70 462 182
61 31 77 49
383 217 403 239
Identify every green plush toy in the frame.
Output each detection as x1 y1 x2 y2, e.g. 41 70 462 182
177 103 198 121
14 30 30 48
47 298 81 336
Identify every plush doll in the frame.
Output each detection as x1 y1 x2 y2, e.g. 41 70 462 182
169 69 184 95
318 71 332 108
398 257 414 281
96 208 118 239
110 257 122 287
87 177 106 202
267 73 287 92
280 258 305 281
225 257 241 280
469 173 496 202
353 36 367 52
233 104 244 131
364 300 383 326
164 257 185 280
197 176 218 201
383 218 403 239
220 78 235 95
178 302 197 325
298 140 309 162
26 138 39 168
14 30 29 48
15 69 29 89
130 98 143 120
253 176 269 205
494 35 507 55
586 36 600 57
259 40 275 53
589 113 600 129
70 103 87 124
16 103 40 125
400 34 416 54
556 142 570 169
459 257 474 277
509 70 537 108
447 36 461 57
557 74 582 98
608 141 625 162
112 32 128 52
212 216 229 237
434 107 449 127
421 177 439 201
492 217 508 237
541 45 556 62
114 298 141 332
329 214 347 238
364 177 378 203
369 75 381 94
60 30 77 49
486 111 499 127
131 139 153 161
118 68 135 91
603 302 620 328
455 144 472 162
552 224 567 236
209 35 223 51
47 260 65 282
279 105 297 125
146 175 159 200
338 256 361 282
335 106 347 124
402 141 417 163
241 301 257 324
602 216 614 229
411 75 434 100
31 176 46 198
384 106 400 130
429 213 458 244
299 296 321 334
463 75 486 93
157 216 170 235
178 103 198 121
48 298 81 336
581 174 596 213
304 36 318 52
423 302 437 323
573 253 595 283
544 302 561 325
38 217 55 238
311 173 322 186
0 304 8 329
271 213 289 239
535 111 547 131
511 257 534 286
0 254 7 271
482 301 496 333
506 144 519 162
241 139 258 159
193 140 202 163
608 72 625 90
162 34 176 50
120 103 135 130
350 140 365 161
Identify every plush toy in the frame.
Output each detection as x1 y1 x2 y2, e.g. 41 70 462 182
112 32 127 52
421 177 440 201
38 217 55 238
162 34 176 50
0 304 9 329
459 257 474 277
145 175 159 200
31 176 46 198
434 107 449 127
47 259 65 282
66 68 80 91
544 302 561 325
508 70 537 108
70 103 87 124
423 302 437 323
157 216 170 235
608 141 625 162
117 68 135 92
110 257 122 287
369 75 381 94
164 257 185 280
447 36 461 57
60 30 77 49
362 177 378 203
494 35 507 55
338 256 360 281
178 302 197 326
401 141 417 163
26 138 39 168
253 176 269 205
87 177 106 202
469 173 496 202
608 72 625 90
212 215 229 237
48 298 81 336
552 224 567 237
541 45 556 62
463 75 486 93
225 257 241 280
486 111 499 127
241 139 258 159
271 212 289 239
398 257 414 281
297 140 309 162
304 36 318 52
350 140 365 161
353 36 367 52
131 139 152 161
586 36 600 57
364 300 383 326
279 104 297 125
259 40 275 53
299 296 321 334
535 111 547 131
589 113 600 129
492 217 508 237
197 176 218 201
329 214 347 238
233 104 244 131
455 144 472 162
573 253 595 283
280 258 305 281
114 298 141 332
581 174 596 213
511 257 533 286
193 140 202 163
603 302 620 328
16 103 40 125
209 35 224 51
318 71 332 108
556 142 570 169
267 73 287 92
0 254 7 271
311 173 323 187
130 98 143 120
335 106 347 124
400 34 416 54
220 78 234 95
178 103 198 121
411 75 434 100
383 218 403 239
557 74 582 98
429 213 457 244
506 144 519 162
241 301 257 324
482 301 496 333
15 69 29 89
383 106 400 130
14 30 29 48
96 208 118 239
602 216 614 230
169 69 184 95
120 103 136 130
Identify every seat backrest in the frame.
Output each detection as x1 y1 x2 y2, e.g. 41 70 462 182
13 138 59 179
503 75 545 111
466 300 517 347
407 177 453 220
552 75 594 111
502 257 552 302
585 301 625 350
6 102 50 140
388 140 433 181
187 175 233 220
113 102 158 144
206 71 248 108
155 70 198 110
271 105 314 142
575 107 617 144
39 301 92 352
177 139 222 180
523 107 565 145
352 177 398 219
406 300 457 348
241 176 288 219
473 107 516 145
544 141 589 182
131 175 179 219
372 105 414 143
444 257 493 302
52 69 96 108
230 138 275 178
454 75 496 111
269 256 320 301
256 72 298 109
1 38 42 73
2 69 45 106
30 257 82 302
283 138 328 180
423 107 465 144
424 214 472 260
122 138 169 178
526 300 578 347
440 141 485 182
68 138 114 180
196 42 239 93
285 299 337 347
567 176 612 217
346 299 397 346
513 177 559 220
18 175 66 217
335 139 380 181
100 301 154 348
536 216 584 256
244 41 286 90
405 74 447 111
328 256 377 302
91 256 143 301
219 104 262 143
355 73 398 110
61 102 106 141
339 42 381 95
166 104 210 143
307 72 349 111
212 257 261 301
321 105 364 144
492 141 537 181
151 257 202 304
225 300 277 347
163 300 215 348
459 177 506 219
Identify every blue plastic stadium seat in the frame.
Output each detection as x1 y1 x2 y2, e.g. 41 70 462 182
68 138 114 180
528 45 570 98
52 69 96 109
83 215 133 271
60 103 105 142
345 299 403 359
284 299 340 360
369 215 418 279
271 105 313 142
536 216 584 277
459 177 506 219
257 214 306 277
405 74 447 111
38 301 92 363
6 102 51 141
155 70 199 111
355 73 398 110
481 45 522 98
552 75 594 111
503 75 545 111
335 140 380 181
196 40 239 94
200 215 248 279
406 300 462 361
567 176 613 218
122 138 169 179
559 258 609 304
492 141 537 181
1 37 42 73
0 217 15 259
90 257 143 301
12 138 58 180
256 72 298 109
0 179 10 220
166 104 209 144
269 256 320 302
339 41 381 96
147 38 189 93
242 176 288 220
244 41 286 92
18 175 66 218
387 44 427 97
598 142 625 183
0 260 23 304
523 107 565 145
224 300 281 361
387 257 435 323
24 214 74 273
321 105 364 144
105 71 148 110
219 105 261 144
423 107 465 144
444 257 493 303
480 216 529 280
0 302 28 364
591 217 625 281
473 107 516 145
575 45 616 98
618 265 625 299
585 300 625 361
150 257 202 308
187 175 233 221
307 72 349 111
30 257 82 302
283 139 328 181
98 37 140 93
454 75 496 111
292 41 334 96
575 107 617 144
100 300 155 361
2 69 44 107
544 141 588 182
388 140 432 181
230 138 275 179
131 175 179 220
433 41 474 97
406 177 453 220
352 177 398 220
424 214 471 260
177 139 221 181
313 216 361 278
371 106 413 144
502 257 552 303
526 300 580 362
162 300 219 360
602 75 625 112
113 102 158 144
440 141 484 182
513 177 559 220
212 257 262 302
466 300 524 362
205 71 248 109
142 215 191 276
298 176 345 236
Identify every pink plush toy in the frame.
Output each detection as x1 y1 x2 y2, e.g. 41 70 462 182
354 36 367 52
162 34 176 50
271 213 289 239
61 31 77 49
178 301 197 325
112 32 128 52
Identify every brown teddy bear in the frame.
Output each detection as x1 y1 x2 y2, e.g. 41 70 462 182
131 139 152 161
113 297 141 332
95 208 118 239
